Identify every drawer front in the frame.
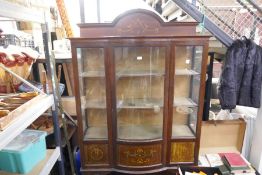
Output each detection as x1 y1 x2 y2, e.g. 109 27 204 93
117 144 162 166
170 142 195 163
83 144 109 165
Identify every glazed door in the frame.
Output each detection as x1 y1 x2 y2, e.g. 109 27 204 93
75 46 110 166
114 46 166 140
112 44 169 168
77 47 108 140
170 45 205 164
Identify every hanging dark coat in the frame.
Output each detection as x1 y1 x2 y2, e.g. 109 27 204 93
218 39 262 109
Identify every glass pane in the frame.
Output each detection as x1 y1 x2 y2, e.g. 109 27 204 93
114 47 166 140
172 46 203 138
77 48 108 140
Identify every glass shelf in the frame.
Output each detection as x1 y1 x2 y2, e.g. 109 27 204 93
82 99 107 109
80 70 166 78
172 125 195 138
84 126 108 140
115 69 200 77
174 97 198 107
80 71 105 77
84 125 162 140
116 70 165 77
117 98 163 109
175 69 200 76
82 98 164 109
118 125 162 140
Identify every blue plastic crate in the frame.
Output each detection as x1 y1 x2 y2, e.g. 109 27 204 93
0 129 47 174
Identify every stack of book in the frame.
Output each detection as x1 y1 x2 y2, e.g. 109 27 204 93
219 153 255 175
201 153 256 175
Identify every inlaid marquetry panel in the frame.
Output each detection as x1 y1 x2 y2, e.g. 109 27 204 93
84 144 109 165
170 142 195 163
118 144 162 166
79 10 197 38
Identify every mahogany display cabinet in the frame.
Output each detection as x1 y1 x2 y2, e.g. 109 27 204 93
70 9 210 174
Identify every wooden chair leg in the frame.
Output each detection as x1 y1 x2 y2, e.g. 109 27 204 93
62 63 73 96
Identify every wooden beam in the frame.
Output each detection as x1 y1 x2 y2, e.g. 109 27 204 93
0 0 45 23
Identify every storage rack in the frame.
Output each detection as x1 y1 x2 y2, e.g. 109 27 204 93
0 0 65 174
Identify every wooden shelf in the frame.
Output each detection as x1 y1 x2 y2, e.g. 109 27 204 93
0 94 54 150
46 123 76 149
61 97 76 116
36 57 72 64
0 147 60 175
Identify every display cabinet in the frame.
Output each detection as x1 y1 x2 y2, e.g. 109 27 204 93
70 9 209 174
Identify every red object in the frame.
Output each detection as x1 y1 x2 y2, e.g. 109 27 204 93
219 153 248 168
0 84 20 93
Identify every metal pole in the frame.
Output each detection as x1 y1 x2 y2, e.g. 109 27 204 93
42 23 65 175
192 0 196 6
79 0 85 23
237 0 262 23
203 52 214 121
247 0 262 15
97 0 101 23
250 19 258 40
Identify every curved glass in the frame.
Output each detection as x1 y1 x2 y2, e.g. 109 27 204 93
114 46 166 140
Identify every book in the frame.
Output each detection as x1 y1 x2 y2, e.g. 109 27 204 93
218 165 230 175
219 153 249 171
231 164 256 174
233 172 255 175
219 153 251 174
199 155 211 167
205 154 224 167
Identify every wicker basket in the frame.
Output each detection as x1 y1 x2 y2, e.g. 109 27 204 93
0 46 37 93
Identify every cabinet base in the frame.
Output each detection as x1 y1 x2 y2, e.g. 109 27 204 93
81 167 179 175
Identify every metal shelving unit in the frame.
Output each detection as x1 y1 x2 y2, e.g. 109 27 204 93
0 94 54 150
0 1 65 175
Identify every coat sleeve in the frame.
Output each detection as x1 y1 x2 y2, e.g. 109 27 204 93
218 40 246 109
251 44 262 108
